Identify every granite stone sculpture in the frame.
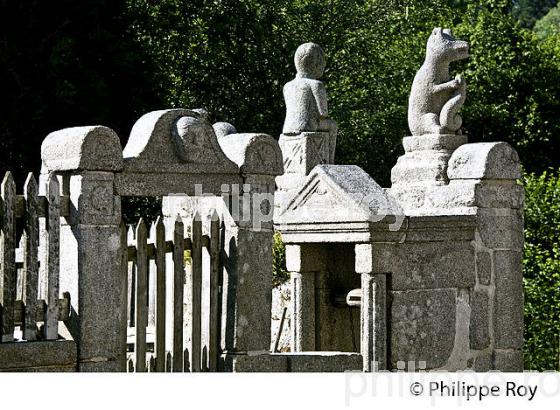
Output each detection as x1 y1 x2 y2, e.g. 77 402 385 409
282 42 337 160
408 28 469 136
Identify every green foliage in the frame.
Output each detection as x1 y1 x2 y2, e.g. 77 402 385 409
534 2 560 38
0 0 162 184
454 2 560 174
125 0 560 186
512 0 558 28
522 170 560 371
272 232 289 287
121 197 162 225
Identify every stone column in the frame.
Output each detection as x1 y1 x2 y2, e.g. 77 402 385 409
41 126 126 372
290 271 316 352
285 244 327 352
355 243 387 372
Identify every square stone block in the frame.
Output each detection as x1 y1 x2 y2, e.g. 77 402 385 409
390 289 456 369
472 352 492 372
493 251 524 350
470 289 490 350
286 352 363 372
222 229 273 352
493 350 523 372
279 132 331 175
68 172 120 226
476 251 492 285
390 241 475 290
477 208 524 250
0 339 76 370
285 243 327 272
474 182 524 210
68 225 127 366
224 353 288 372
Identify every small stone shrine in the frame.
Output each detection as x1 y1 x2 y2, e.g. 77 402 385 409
274 32 524 372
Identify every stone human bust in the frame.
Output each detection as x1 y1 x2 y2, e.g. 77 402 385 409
282 43 337 142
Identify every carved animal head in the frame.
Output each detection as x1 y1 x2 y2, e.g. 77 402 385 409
294 42 326 79
426 28 469 64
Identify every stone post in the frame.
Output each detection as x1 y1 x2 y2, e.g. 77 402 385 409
229 173 277 354
355 243 387 372
41 126 126 372
447 142 524 371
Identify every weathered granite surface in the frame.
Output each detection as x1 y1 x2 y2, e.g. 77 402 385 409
283 43 337 146
0 339 77 372
276 43 338 211
408 28 469 136
41 126 123 172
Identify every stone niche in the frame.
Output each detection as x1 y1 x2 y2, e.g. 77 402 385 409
275 165 404 370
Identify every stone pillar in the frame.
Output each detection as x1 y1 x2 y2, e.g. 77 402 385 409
447 142 524 371
228 174 276 353
285 244 327 352
161 130 283 371
290 271 316 352
355 243 387 372
41 126 126 372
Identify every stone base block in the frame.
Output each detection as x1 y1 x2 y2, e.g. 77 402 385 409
493 350 523 372
279 132 332 175
390 289 457 369
223 352 363 372
391 150 452 186
0 339 77 372
402 134 467 152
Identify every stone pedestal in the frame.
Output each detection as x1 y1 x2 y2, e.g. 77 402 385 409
391 134 467 187
279 132 333 175
389 134 466 213
276 132 334 211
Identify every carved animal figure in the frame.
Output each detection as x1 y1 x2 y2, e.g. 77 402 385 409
408 28 469 136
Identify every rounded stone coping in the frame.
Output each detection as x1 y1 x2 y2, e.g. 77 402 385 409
447 142 521 180
403 134 468 152
41 126 123 172
218 133 283 176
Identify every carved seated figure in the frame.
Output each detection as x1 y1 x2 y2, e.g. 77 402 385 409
282 42 337 165
408 28 469 136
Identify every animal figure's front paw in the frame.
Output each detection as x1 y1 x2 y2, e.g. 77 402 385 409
455 74 465 87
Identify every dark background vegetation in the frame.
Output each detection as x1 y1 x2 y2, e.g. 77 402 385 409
0 0 558 370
